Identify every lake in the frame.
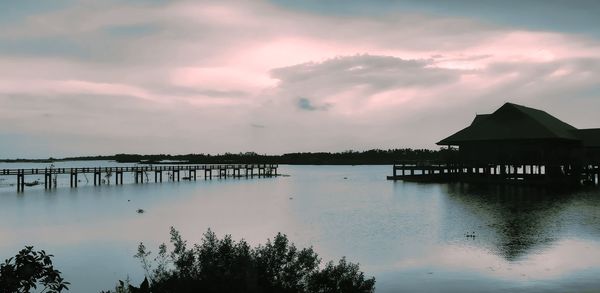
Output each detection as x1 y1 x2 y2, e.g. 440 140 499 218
1 162 600 292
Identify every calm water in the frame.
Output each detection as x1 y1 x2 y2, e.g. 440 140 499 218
1 162 600 292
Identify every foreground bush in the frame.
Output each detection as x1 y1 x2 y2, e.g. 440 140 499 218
106 228 375 293
0 246 70 293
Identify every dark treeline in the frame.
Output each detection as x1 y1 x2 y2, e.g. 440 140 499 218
1 148 457 165
90 149 454 165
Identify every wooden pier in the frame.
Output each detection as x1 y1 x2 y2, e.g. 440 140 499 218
1 164 278 192
387 163 600 186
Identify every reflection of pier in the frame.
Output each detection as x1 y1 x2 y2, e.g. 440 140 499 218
442 183 600 261
387 162 600 186
1 164 278 192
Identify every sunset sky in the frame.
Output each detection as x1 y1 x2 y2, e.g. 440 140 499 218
1 0 599 158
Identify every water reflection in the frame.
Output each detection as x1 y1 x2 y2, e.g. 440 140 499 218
1 164 600 292
443 183 600 261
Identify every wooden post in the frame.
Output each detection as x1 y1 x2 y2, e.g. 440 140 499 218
16 171 22 192
17 173 25 192
45 173 51 189
19 173 24 192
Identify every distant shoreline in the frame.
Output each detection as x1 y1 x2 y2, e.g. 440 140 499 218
0 149 455 165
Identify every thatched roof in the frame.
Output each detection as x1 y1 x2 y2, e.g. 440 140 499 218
576 129 600 148
438 103 579 145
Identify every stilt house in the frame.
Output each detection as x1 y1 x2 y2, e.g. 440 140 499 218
436 102 600 182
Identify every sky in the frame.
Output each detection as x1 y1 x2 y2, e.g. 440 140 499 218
1 0 600 158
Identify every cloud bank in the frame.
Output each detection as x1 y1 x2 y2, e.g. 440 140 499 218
0 0 599 157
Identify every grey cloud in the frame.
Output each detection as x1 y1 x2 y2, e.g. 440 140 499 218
270 0 600 38
273 55 459 87
103 23 161 37
297 97 316 111
434 54 493 62
0 37 90 59
259 53 600 151
271 54 462 100
0 0 506 67
0 92 251 157
297 97 330 111
1 1 600 157
151 86 250 99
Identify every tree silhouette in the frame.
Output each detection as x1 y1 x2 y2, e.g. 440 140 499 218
0 246 70 293
107 228 375 293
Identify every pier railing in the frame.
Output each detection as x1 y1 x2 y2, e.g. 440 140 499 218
0 164 279 192
0 164 278 176
388 163 600 186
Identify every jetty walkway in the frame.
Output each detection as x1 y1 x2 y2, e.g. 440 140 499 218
387 162 600 186
1 164 278 192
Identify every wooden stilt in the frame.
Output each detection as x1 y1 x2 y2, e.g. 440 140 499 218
0 164 278 192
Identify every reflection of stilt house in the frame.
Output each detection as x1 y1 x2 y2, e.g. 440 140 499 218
389 103 600 186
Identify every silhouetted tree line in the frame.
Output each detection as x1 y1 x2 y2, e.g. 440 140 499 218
3 148 457 164
2 229 375 293
97 149 453 164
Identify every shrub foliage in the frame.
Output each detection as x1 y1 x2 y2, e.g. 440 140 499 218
109 228 375 293
0 246 70 293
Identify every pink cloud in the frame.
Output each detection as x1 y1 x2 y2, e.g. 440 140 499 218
1 0 600 155
170 67 276 94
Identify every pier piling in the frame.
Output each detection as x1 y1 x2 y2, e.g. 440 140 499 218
1 164 278 192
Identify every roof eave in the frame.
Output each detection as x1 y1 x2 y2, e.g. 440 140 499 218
436 140 458 146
